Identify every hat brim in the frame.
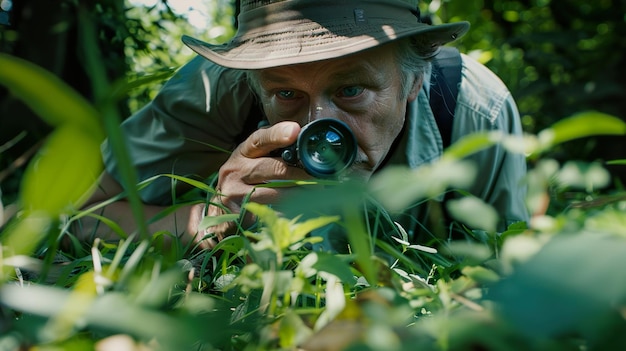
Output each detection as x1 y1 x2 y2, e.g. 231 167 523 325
183 1 469 70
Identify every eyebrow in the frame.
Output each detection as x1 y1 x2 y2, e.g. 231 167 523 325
258 61 383 86
331 66 381 84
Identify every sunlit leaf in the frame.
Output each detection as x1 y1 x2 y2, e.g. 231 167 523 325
0 284 222 347
440 241 493 266
245 202 278 224
308 252 355 284
491 232 626 343
199 213 240 230
556 161 611 191
535 111 626 154
276 180 367 220
314 273 346 330
446 197 499 233
20 125 102 216
407 244 438 254
442 131 501 161
369 161 476 212
584 207 626 237
462 266 500 284
290 215 340 245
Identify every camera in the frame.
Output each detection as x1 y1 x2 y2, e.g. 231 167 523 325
274 119 357 179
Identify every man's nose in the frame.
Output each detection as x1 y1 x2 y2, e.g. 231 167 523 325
307 99 336 123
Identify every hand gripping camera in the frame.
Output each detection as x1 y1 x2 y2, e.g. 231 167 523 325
274 119 357 179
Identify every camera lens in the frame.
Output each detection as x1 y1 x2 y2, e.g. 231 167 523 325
297 119 357 178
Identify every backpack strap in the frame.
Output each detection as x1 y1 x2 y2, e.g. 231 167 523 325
429 46 462 149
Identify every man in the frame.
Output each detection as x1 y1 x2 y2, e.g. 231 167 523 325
79 0 528 250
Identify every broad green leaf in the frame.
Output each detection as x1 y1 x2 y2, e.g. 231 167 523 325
369 160 476 212
277 180 367 219
440 241 492 266
0 54 101 137
557 161 611 191
584 207 626 237
462 266 500 284
20 125 102 216
298 252 355 284
0 284 219 347
446 197 499 233
245 202 278 224
536 111 626 153
499 234 547 274
491 232 626 343
441 131 501 161
199 213 240 230
290 215 340 245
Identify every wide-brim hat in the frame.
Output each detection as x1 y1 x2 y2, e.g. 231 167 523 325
182 0 470 70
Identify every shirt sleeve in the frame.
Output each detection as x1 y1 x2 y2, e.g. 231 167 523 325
453 54 530 229
101 56 260 205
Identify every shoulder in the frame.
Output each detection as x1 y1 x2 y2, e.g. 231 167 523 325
164 55 249 94
457 54 514 125
156 56 252 111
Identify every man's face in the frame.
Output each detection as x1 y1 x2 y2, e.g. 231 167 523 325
253 44 420 179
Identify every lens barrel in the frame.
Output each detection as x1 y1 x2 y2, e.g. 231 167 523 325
287 119 357 178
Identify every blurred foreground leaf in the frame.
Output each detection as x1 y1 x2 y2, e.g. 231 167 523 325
532 111 626 157
446 196 499 233
0 283 232 348
20 125 102 215
490 232 626 349
369 160 476 212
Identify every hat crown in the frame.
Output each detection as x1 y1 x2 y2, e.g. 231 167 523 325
182 0 469 69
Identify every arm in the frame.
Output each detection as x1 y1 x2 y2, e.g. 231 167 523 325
76 171 209 249
78 121 305 250
453 55 529 229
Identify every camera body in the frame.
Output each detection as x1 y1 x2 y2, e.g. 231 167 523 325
274 119 357 179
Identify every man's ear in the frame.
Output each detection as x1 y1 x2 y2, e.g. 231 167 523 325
407 77 422 102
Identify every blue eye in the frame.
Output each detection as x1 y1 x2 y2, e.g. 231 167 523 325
277 90 296 99
339 86 364 98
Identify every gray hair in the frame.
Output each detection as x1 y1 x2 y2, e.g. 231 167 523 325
395 37 434 99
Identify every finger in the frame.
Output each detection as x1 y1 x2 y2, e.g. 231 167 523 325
239 121 300 158
241 157 311 185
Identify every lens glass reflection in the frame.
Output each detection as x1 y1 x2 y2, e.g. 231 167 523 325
297 119 357 178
